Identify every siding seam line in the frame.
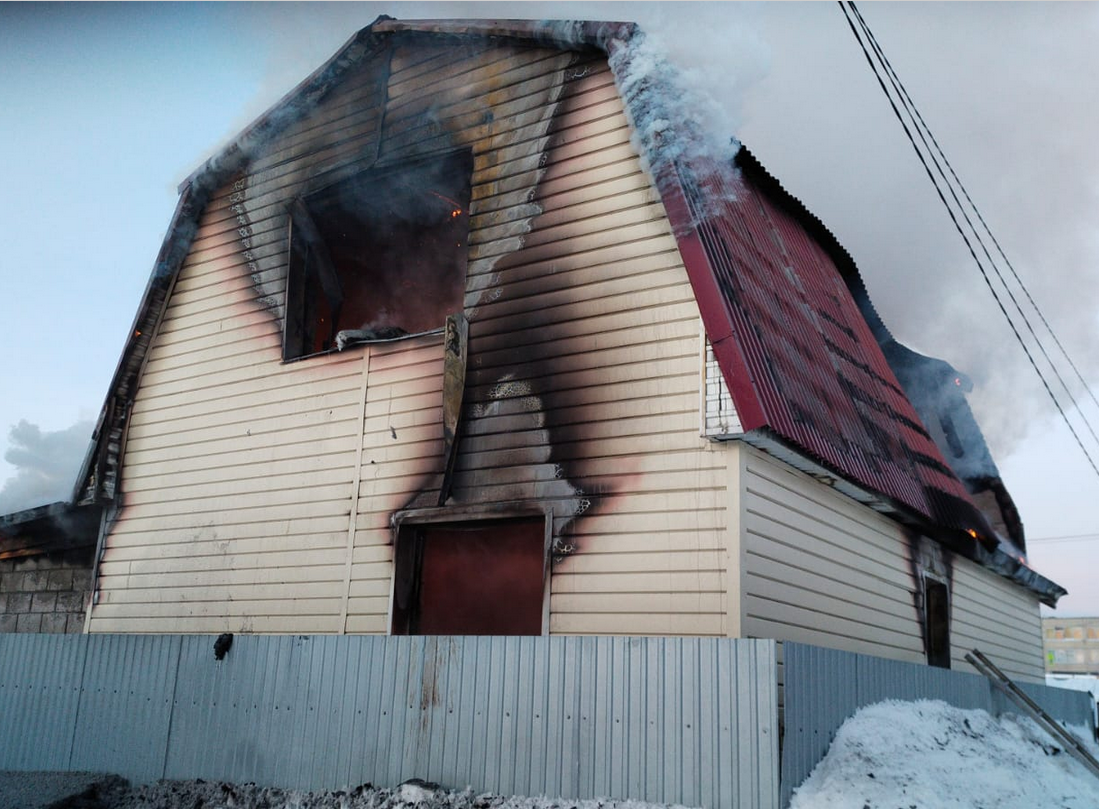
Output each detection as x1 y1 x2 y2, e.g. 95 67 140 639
340 347 372 633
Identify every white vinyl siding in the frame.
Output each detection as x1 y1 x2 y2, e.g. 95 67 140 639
90 42 729 636
738 441 1045 680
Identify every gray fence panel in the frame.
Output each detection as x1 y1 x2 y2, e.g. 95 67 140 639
777 643 856 809
1006 680 1093 728
780 643 1096 808
0 634 778 808
0 634 87 770
69 634 180 783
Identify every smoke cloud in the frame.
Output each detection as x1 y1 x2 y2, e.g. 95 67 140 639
0 420 94 514
733 3 1099 461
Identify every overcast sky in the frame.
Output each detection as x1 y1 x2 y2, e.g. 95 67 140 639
1 2 1097 615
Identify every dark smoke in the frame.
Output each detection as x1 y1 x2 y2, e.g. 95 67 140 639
0 419 94 514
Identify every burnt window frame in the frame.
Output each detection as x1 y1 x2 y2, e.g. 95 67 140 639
281 148 474 362
389 504 553 636
921 572 952 669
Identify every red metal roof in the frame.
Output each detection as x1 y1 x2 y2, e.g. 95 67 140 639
656 149 993 540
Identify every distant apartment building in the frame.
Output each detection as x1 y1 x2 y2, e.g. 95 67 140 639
1043 617 1099 674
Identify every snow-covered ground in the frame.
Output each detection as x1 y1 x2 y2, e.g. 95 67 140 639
53 778 697 809
41 700 1099 808
790 699 1099 809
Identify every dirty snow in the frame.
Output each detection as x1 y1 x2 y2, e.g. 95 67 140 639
37 699 1099 808
790 699 1099 809
49 778 696 809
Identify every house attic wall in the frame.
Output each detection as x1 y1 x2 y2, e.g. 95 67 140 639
88 38 730 635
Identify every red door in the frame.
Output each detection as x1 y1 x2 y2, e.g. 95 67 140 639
392 518 545 635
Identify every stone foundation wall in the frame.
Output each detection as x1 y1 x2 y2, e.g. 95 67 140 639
0 547 95 633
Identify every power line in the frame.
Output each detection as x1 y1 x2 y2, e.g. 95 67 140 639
1028 533 1099 545
838 1 1099 481
845 1 1099 454
848 1 1099 419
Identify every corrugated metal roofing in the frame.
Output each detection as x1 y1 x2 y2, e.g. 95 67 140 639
651 147 995 542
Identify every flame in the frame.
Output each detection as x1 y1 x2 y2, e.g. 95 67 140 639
966 528 979 540
427 189 465 218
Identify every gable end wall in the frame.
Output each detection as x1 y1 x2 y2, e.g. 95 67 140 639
88 41 730 636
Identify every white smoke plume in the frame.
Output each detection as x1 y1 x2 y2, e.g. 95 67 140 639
0 420 94 514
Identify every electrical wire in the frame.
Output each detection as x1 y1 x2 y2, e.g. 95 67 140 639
850 3 1099 418
838 0 1099 480
845 1 1099 455
1027 533 1099 545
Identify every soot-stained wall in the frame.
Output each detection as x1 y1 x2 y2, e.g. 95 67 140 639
91 37 730 636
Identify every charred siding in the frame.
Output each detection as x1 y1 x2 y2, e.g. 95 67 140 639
91 41 728 636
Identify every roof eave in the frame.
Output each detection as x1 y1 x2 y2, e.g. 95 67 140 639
736 430 1065 607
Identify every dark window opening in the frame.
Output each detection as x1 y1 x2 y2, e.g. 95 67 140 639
283 149 473 360
924 577 951 669
392 518 546 636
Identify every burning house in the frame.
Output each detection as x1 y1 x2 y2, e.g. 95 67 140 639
45 18 1061 680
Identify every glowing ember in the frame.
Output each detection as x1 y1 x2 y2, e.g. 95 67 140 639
966 528 979 540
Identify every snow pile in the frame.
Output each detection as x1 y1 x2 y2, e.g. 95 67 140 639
60 777 696 809
790 699 1099 809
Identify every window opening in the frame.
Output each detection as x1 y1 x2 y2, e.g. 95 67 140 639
923 576 951 669
391 518 546 636
283 149 473 360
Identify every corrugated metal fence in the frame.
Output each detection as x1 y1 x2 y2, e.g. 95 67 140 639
779 642 1095 807
0 634 779 809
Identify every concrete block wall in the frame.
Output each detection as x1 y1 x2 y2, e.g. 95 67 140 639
0 547 95 633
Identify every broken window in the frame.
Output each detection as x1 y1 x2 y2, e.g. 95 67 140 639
283 149 474 360
923 576 951 669
391 518 546 636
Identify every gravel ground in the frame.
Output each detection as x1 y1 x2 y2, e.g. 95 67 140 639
0 775 678 809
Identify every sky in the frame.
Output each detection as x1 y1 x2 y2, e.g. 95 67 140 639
1 2 1098 614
